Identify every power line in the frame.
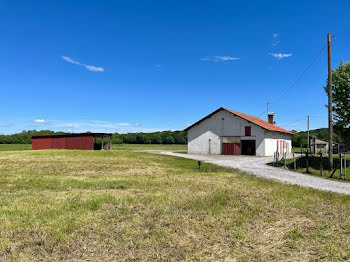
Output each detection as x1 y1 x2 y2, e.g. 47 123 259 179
309 116 328 119
280 117 306 127
284 114 328 126
257 29 350 119
257 44 327 118
333 28 350 38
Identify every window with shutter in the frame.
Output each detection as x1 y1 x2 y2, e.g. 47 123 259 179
245 126 251 136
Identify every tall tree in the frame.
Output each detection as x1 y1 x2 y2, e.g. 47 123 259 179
324 61 350 145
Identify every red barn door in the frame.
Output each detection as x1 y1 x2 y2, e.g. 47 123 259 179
222 143 240 155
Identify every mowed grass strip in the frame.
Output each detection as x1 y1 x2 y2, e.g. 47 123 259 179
0 150 349 261
112 143 187 152
0 144 32 151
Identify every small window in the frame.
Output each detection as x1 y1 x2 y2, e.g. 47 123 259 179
245 126 251 136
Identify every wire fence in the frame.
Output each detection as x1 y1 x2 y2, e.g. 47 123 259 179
273 151 350 181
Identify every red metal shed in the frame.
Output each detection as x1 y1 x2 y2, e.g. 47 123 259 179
32 133 112 150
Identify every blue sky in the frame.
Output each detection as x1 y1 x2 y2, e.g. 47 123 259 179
1 0 349 134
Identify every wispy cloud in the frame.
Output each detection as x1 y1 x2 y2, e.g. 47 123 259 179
49 120 150 133
26 118 176 133
272 33 280 46
269 53 292 59
201 56 240 62
272 40 280 46
62 56 104 72
33 119 47 123
56 121 141 129
0 123 13 128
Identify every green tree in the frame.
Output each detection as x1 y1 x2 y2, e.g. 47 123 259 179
163 135 175 144
324 61 350 145
136 133 151 144
123 133 137 144
150 133 162 144
112 133 123 144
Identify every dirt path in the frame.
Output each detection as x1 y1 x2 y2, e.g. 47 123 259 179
160 152 350 195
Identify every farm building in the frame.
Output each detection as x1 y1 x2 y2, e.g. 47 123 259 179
32 133 112 150
308 136 347 154
309 136 329 154
185 107 293 156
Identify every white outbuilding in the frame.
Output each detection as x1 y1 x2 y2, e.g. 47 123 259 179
185 107 293 156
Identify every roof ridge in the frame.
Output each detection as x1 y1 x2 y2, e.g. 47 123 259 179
185 107 293 135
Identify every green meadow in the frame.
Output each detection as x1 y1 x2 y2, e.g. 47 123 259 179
0 149 349 261
0 144 32 151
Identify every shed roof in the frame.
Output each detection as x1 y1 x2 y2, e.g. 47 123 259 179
185 107 294 135
32 133 112 139
310 136 329 144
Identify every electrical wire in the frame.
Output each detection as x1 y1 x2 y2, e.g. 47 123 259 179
257 44 327 118
332 29 350 38
309 116 328 119
256 29 350 119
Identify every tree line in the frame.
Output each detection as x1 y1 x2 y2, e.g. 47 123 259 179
0 130 187 145
291 128 340 148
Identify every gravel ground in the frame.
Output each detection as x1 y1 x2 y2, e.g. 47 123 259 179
160 152 350 195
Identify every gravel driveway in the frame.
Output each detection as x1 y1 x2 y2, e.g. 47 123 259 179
161 152 350 195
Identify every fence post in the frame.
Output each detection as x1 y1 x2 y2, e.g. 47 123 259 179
293 153 296 171
340 153 343 179
306 150 310 174
344 154 347 180
284 153 287 169
320 153 323 176
274 152 276 166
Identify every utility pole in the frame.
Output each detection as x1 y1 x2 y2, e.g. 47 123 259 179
307 115 310 152
327 33 333 171
306 115 310 173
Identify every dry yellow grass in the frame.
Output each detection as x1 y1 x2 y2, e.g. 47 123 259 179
0 149 349 261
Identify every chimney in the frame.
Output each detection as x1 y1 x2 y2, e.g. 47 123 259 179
268 113 275 125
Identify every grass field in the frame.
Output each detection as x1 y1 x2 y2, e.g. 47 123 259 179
0 149 350 261
0 144 187 152
112 143 187 152
0 144 32 151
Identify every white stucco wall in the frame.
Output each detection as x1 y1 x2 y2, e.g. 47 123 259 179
188 110 266 156
187 109 292 156
264 132 292 156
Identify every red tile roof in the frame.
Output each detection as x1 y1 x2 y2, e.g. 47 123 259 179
185 107 294 135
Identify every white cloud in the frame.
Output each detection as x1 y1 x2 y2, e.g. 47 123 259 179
269 53 292 59
0 123 13 128
33 119 47 123
117 122 140 127
272 40 280 46
26 118 174 133
84 65 104 72
62 56 78 64
271 33 280 46
61 56 104 72
201 56 240 62
52 120 143 132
